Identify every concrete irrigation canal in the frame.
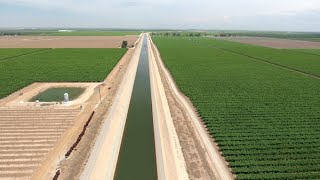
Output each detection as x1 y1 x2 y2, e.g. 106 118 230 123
114 35 157 179
80 34 190 180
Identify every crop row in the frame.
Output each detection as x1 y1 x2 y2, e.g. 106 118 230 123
294 49 320 56
153 36 320 179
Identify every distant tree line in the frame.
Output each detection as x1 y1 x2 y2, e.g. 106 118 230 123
150 32 237 37
0 32 22 36
151 32 204 37
216 33 233 37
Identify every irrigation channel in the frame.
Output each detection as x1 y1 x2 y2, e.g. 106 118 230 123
114 35 158 179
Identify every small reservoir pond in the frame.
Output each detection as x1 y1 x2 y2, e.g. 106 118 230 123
29 87 85 102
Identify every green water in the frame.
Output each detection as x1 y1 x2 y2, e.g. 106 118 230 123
29 87 85 102
114 36 157 179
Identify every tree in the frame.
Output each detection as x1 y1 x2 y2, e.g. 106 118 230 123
121 41 128 48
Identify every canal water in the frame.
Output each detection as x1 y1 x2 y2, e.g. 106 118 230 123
114 35 158 180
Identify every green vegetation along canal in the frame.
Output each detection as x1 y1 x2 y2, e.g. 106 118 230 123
114 35 157 179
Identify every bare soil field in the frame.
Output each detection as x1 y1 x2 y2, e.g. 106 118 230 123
0 82 96 179
0 107 80 179
0 37 140 179
217 36 320 49
0 36 138 48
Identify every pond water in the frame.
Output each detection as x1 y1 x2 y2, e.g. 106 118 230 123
29 87 85 102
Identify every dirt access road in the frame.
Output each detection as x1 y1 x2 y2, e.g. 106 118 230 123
39 33 233 180
149 35 234 180
0 36 138 48
81 34 189 180
79 34 233 180
0 34 139 179
45 38 140 179
215 36 320 49
79 34 143 180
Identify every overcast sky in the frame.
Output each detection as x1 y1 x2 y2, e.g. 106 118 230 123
0 0 320 32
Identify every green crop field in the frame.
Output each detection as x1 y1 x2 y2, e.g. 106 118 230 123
0 49 48 60
226 31 320 42
303 38 320 42
195 38 320 77
309 38 320 42
0 48 126 98
153 37 320 179
294 49 320 56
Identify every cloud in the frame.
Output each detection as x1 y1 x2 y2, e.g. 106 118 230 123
0 0 319 31
0 0 178 13
257 1 320 16
2 0 320 16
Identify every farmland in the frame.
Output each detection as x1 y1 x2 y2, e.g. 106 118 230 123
153 36 320 179
0 48 126 99
224 31 320 42
217 37 320 49
294 49 320 56
0 107 80 179
35 31 140 36
0 48 47 60
308 38 320 42
0 36 138 48
0 29 141 36
198 38 320 77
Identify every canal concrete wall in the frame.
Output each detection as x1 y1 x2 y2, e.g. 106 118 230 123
149 35 234 180
147 34 189 180
80 34 143 180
